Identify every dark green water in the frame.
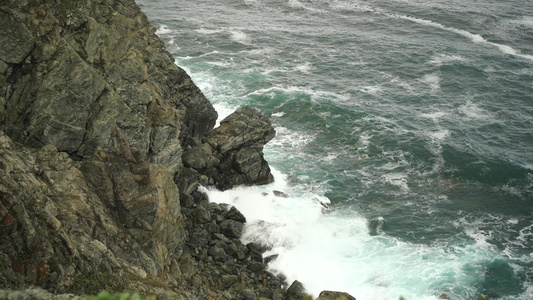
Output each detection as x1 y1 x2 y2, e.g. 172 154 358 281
138 0 533 298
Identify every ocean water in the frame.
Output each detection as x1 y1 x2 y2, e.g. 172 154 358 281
137 0 533 299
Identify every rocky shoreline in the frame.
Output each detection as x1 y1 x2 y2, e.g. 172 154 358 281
0 0 354 299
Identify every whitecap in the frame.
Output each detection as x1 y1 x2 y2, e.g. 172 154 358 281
429 54 465 66
230 30 252 45
420 73 441 92
267 125 315 150
457 101 490 120
420 111 447 121
195 28 223 35
359 85 383 95
511 16 533 28
427 129 450 140
381 173 410 192
293 62 314 73
387 13 533 62
156 24 172 35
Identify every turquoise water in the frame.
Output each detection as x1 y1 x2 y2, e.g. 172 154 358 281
138 0 533 299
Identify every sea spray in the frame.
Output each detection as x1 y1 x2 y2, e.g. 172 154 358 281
202 168 516 300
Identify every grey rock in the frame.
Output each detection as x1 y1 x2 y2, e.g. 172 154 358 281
192 205 212 224
208 244 228 262
248 261 265 274
317 290 357 300
242 289 256 300
220 219 244 238
188 229 210 248
221 275 240 289
273 190 289 198
226 205 247 223
0 10 33 64
286 280 309 300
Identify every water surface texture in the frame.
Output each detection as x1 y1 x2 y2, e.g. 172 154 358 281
138 0 533 299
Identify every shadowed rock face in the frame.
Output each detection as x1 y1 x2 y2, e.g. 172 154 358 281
1 0 217 174
0 0 281 299
182 106 276 191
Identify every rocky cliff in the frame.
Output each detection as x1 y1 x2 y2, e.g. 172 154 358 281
0 0 285 299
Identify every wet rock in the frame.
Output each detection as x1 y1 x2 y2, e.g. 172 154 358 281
248 261 265 274
273 190 289 198
219 219 244 238
226 205 247 222
368 217 385 236
317 290 357 300
286 280 309 300
264 254 279 264
203 106 276 190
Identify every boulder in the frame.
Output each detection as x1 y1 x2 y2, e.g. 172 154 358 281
317 290 357 300
286 280 309 300
186 106 275 190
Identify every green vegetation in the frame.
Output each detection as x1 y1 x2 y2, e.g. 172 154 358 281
87 291 156 300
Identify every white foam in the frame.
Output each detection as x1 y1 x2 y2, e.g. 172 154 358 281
457 101 490 120
156 24 172 35
428 129 450 140
420 111 447 121
421 74 440 92
195 28 223 35
230 30 252 45
429 54 466 66
395 15 533 62
203 170 519 299
511 16 533 28
359 85 383 95
294 62 314 73
267 125 315 150
381 173 410 192
212 103 238 127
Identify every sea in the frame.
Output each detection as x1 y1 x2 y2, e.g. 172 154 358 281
136 0 533 299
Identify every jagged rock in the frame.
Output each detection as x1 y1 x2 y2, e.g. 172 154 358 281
0 10 34 64
219 219 244 238
185 106 276 190
208 243 228 262
0 131 183 295
273 190 289 198
317 290 357 300
226 205 247 222
1 0 217 174
0 287 85 300
264 254 279 264
286 280 309 300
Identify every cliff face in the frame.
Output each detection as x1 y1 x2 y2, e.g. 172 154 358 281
0 0 279 299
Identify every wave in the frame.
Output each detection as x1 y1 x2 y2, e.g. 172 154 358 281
344 3 533 62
